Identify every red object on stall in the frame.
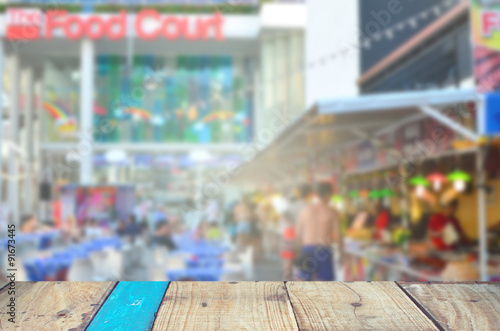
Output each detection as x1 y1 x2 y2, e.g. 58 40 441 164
53 200 61 228
428 213 467 250
374 209 390 240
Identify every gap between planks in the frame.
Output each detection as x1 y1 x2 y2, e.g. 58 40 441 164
285 281 441 330
85 281 170 331
89 281 498 331
152 281 441 331
82 281 118 331
284 281 301 330
395 281 446 331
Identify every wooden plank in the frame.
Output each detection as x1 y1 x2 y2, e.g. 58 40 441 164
286 281 439 331
0 282 8 292
152 281 299 330
87 281 169 331
0 281 115 330
399 282 500 331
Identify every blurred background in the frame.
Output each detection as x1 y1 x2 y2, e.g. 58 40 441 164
1 0 500 283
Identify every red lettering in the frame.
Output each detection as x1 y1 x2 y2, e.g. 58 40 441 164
482 12 499 37
184 18 205 40
162 17 183 40
85 16 105 39
6 9 42 40
202 11 224 41
46 10 128 39
135 10 224 40
64 16 84 40
45 10 67 39
40 9 224 40
107 11 127 40
136 9 161 40
8 9 20 23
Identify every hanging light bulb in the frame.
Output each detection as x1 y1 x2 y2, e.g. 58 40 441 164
426 173 447 192
379 188 394 208
409 176 430 199
447 170 471 193
454 180 466 192
415 185 426 198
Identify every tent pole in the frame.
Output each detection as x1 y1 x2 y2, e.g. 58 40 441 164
477 145 487 281
477 95 488 281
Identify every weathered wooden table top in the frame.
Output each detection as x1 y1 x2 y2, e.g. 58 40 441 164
1 281 499 330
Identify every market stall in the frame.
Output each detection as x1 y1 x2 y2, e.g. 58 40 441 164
239 88 500 281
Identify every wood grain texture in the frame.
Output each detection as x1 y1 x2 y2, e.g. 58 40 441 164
399 282 500 331
0 281 115 331
286 281 439 331
87 281 169 331
0 283 7 292
152 281 299 330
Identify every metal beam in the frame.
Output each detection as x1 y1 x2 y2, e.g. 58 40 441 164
373 112 427 136
350 128 393 151
40 143 244 154
305 119 393 134
419 105 479 142
0 40 3 205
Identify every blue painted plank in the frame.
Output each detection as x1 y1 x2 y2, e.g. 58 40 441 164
86 281 169 331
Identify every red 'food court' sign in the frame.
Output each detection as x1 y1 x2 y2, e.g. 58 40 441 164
6 8 224 41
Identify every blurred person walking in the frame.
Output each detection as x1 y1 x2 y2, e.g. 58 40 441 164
280 212 296 280
295 183 343 281
279 184 311 279
154 220 177 250
149 205 167 235
288 184 313 224
62 215 81 243
116 220 128 237
125 214 144 244
249 204 263 262
256 184 280 259
223 202 238 244
234 196 253 249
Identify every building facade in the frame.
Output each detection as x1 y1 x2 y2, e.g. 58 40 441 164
358 0 472 94
0 2 305 221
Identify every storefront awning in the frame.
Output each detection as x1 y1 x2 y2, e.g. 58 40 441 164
243 88 479 174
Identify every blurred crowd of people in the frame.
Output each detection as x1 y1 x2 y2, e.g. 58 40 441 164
18 207 184 252
14 181 346 282
224 182 343 281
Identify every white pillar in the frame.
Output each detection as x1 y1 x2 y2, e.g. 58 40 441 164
477 95 488 281
0 39 3 208
34 80 42 213
79 39 95 185
9 55 20 225
23 68 34 214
